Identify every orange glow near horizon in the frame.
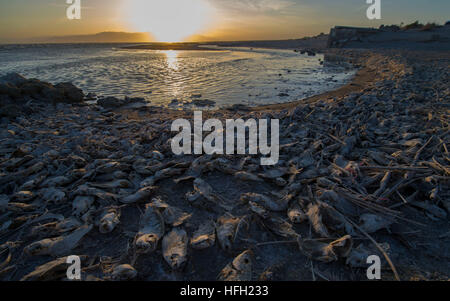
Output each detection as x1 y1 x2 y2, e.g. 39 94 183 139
124 0 216 42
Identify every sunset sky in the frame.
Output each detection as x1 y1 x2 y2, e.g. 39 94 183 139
0 0 449 43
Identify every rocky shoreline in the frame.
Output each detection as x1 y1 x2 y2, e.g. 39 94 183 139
0 48 449 281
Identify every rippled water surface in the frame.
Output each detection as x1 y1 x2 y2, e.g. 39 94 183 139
0 43 355 108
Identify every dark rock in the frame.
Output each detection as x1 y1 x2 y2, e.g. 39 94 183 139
0 74 85 106
41 86 64 102
125 96 145 103
0 104 23 118
54 82 85 103
20 80 48 99
0 83 21 99
192 99 216 107
97 96 127 108
0 73 28 86
227 104 250 112
85 93 97 101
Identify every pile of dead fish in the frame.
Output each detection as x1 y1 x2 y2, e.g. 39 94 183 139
0 50 449 281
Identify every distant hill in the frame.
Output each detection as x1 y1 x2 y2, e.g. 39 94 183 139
30 32 154 43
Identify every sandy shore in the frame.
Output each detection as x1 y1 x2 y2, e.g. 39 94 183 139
0 43 449 281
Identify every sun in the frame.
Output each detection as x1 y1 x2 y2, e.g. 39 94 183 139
124 0 214 42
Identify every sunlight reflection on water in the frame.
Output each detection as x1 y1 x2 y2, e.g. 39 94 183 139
0 44 356 109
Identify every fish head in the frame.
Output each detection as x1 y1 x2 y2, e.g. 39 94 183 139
112 264 137 281
168 252 187 270
220 233 234 252
190 234 211 249
99 213 119 234
24 240 51 256
135 234 159 254
233 250 253 272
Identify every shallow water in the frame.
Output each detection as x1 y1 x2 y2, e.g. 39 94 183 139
0 43 355 108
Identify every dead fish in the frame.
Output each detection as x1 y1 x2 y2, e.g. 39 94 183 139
150 150 165 160
67 155 87 168
162 228 188 270
190 221 216 250
0 161 44 186
40 188 66 204
368 151 391 166
218 250 253 281
20 172 47 191
409 201 447 220
234 171 264 182
151 199 192 227
74 184 106 197
317 177 337 189
241 193 288 212
359 214 393 233
175 155 211 183
0 242 18 270
30 218 82 238
248 201 269 219
7 202 37 213
2 155 33 170
113 171 128 179
306 202 354 238
41 176 72 187
56 218 83 233
259 263 285 281
194 178 231 210
72 196 95 217
24 224 93 257
185 191 201 203
287 204 307 224
261 216 297 238
140 176 156 187
141 168 184 187
14 191 35 202
155 167 184 179
97 207 121 234
9 214 38 229
341 136 357 157
207 158 239 175
21 256 88 281
298 235 353 263
274 177 287 187
346 244 378 268
111 264 137 281
0 195 9 212
345 243 391 269
373 172 391 197
307 205 330 237
91 179 133 190
135 204 164 254
0 220 12 234
216 216 240 252
133 159 160 175
96 161 127 174
259 168 287 179
121 186 157 204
